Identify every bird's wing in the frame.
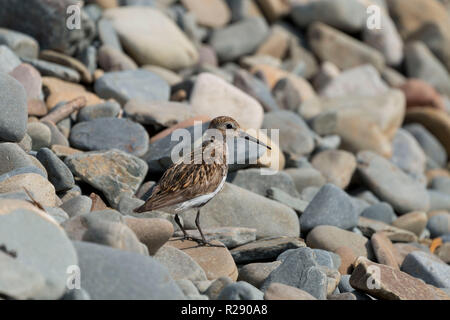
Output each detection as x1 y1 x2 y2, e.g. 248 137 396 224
134 159 227 213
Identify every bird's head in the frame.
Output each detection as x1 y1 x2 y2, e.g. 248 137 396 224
208 116 271 150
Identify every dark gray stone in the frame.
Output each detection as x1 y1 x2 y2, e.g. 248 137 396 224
361 202 397 224
73 241 185 299
22 58 80 82
94 69 170 105
36 148 74 191
0 73 28 142
61 288 91 300
300 184 359 233
401 251 450 288
69 118 149 157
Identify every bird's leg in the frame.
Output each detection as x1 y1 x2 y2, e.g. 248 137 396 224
174 214 193 241
195 211 224 247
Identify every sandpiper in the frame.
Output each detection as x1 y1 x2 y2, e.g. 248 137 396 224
134 116 271 246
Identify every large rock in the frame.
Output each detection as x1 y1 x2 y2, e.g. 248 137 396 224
104 7 198 70
65 149 148 207
182 183 300 239
190 73 264 130
73 241 185 299
0 0 95 55
357 151 430 214
0 73 28 142
69 118 149 157
0 207 78 299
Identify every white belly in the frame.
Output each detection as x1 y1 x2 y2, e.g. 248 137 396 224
174 174 227 212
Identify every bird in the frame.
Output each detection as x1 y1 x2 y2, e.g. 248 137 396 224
134 116 271 246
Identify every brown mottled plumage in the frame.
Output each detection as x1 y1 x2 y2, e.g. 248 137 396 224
134 116 270 246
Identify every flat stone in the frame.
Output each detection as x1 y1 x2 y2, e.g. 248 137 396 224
0 73 28 142
9 63 42 100
361 202 397 224
391 129 427 176
182 183 300 239
73 241 185 299
300 184 359 233
230 237 306 264
306 225 372 258
217 281 263 300
427 214 450 238
335 246 357 275
42 120 69 147
392 212 428 237
266 187 309 213
393 242 429 267
264 282 317 300
123 217 174 255
261 247 328 300
357 217 418 243
351 256 449 300
174 227 256 249
104 7 198 70
0 143 45 177
167 239 238 281
209 17 269 62
65 149 148 207
98 45 137 72
401 251 450 288
76 100 121 122
371 232 400 269
357 151 430 214
238 261 281 289
22 58 80 83
0 45 21 73
154 246 208 282
190 72 264 130
182 0 231 28
36 148 74 192
204 276 233 300
0 208 77 299
60 195 92 218
69 118 149 157
284 167 326 194
39 50 92 83
311 150 356 189
27 122 51 151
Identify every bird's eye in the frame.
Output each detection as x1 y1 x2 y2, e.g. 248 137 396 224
226 123 233 129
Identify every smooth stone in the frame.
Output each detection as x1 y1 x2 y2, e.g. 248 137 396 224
124 100 194 129
0 45 21 73
205 277 233 300
167 239 238 281
308 22 385 72
392 212 428 237
427 214 450 238
61 288 91 300
335 246 357 275
65 149 148 208
39 50 92 83
104 7 198 70
217 281 263 300
357 151 430 214
261 247 328 300
311 150 356 189
394 243 430 267
97 45 137 72
45 207 69 225
98 18 122 51
402 251 450 288
0 208 77 299
261 110 314 159
264 282 317 300
430 176 450 195
174 227 256 249
351 256 448 300
391 128 427 176
436 243 450 263
361 202 397 224
399 79 445 110
230 237 306 264
306 225 372 258
9 63 42 100
41 120 69 147
154 246 208 282
0 73 28 142
141 65 183 86
190 72 264 130
266 187 309 213
228 168 299 198
0 173 56 207
94 69 170 105
123 217 174 255
284 168 326 194
405 123 447 169
300 184 359 233
182 183 300 239
428 190 450 211
73 241 185 299
78 45 97 75
238 261 281 289
60 196 92 218
209 17 269 62
0 166 46 184
70 118 149 157
358 217 418 243
312 249 341 270
27 122 51 151
36 148 74 192
22 58 80 83
371 232 400 269
76 100 121 122
291 0 366 32
181 0 231 28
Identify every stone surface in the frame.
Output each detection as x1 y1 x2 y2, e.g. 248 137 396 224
190 73 264 130
217 281 264 300
182 0 231 28
73 241 185 299
124 217 173 255
427 214 450 238
94 70 170 105
311 150 356 189
371 232 400 269
65 149 148 207
357 217 418 243
392 212 428 237
230 237 306 264
174 227 256 249
357 151 430 214
0 143 45 177
361 202 397 224
264 282 317 300
238 261 281 289
401 251 450 288
36 148 74 192
76 100 121 122
70 118 149 157
391 129 427 176
300 184 359 233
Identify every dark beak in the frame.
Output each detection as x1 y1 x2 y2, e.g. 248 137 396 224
238 130 272 150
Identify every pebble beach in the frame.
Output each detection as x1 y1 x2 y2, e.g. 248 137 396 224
0 0 450 301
